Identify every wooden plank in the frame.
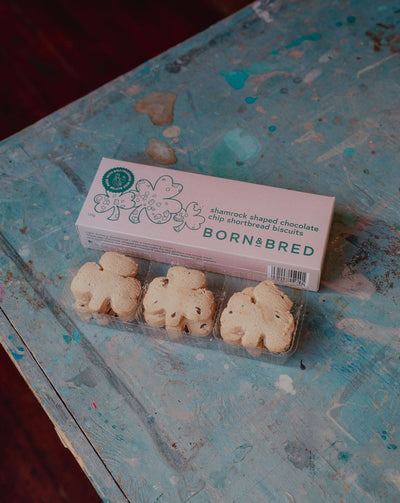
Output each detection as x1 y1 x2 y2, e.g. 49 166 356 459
1 0 400 501
0 309 128 503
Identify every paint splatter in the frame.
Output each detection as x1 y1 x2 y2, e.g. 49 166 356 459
384 469 400 491
303 69 322 84
336 318 399 344
221 69 249 90
289 49 304 59
275 374 296 395
223 128 260 161
125 83 141 95
245 96 258 104
319 49 340 63
146 138 177 165
286 33 322 49
338 451 352 462
252 0 274 23
68 367 97 388
369 453 384 466
73 329 81 343
293 130 324 144
92 400 97 409
134 91 177 126
269 125 277 132
10 347 24 361
322 271 375 300
285 440 314 470
162 126 181 138
344 147 355 156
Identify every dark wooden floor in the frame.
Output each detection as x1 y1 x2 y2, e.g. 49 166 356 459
0 0 248 501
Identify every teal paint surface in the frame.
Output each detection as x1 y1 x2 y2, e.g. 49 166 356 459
1 0 400 501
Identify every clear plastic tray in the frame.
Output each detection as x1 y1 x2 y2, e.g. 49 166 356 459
61 251 306 364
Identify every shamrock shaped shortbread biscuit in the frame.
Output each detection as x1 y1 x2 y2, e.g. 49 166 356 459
220 281 295 353
71 252 141 323
143 266 216 336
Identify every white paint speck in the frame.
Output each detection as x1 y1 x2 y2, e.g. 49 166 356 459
252 0 273 23
303 68 322 84
275 374 296 395
170 475 179 485
322 269 375 300
384 469 400 492
195 353 205 360
336 318 400 344
224 363 229 370
318 49 340 63
63 235 69 240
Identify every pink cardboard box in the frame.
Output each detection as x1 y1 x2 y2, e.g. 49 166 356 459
76 158 335 291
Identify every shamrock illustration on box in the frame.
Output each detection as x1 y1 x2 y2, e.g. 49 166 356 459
129 175 183 224
94 192 135 221
173 202 205 232
94 170 205 232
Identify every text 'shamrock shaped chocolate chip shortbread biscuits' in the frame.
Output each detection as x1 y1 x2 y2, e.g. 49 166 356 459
143 266 216 336
220 281 295 353
71 252 141 324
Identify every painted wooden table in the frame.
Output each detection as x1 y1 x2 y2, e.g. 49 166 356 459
1 0 400 501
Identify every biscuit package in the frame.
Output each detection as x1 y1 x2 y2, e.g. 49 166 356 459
76 158 334 292
63 251 306 363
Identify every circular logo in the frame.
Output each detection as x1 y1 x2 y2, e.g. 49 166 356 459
102 167 134 193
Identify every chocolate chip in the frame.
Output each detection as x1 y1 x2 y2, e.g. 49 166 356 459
200 323 207 329
171 312 176 318
162 278 169 286
250 297 256 304
195 307 201 314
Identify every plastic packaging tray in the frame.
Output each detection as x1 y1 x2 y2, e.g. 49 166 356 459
61 251 306 364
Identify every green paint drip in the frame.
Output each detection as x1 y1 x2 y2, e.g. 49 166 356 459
344 147 354 156
63 334 72 344
269 125 277 132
